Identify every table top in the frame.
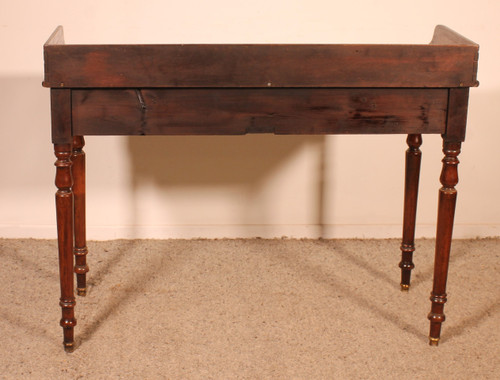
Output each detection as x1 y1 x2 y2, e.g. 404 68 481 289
43 25 479 89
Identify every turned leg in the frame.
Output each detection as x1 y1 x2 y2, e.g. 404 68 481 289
55 143 77 352
399 134 422 291
72 136 89 296
428 140 461 346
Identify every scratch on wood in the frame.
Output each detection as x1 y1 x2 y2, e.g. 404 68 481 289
135 89 147 111
135 89 147 135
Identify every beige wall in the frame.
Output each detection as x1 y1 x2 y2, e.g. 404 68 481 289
1 0 498 239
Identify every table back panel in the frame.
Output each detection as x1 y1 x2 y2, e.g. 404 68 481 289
72 88 448 136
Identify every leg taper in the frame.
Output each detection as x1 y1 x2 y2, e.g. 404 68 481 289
72 136 89 296
428 140 461 345
55 143 77 351
400 134 422 290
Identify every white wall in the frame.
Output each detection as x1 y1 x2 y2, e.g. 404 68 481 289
1 0 499 239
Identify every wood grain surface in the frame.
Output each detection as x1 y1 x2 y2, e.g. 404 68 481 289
72 88 448 136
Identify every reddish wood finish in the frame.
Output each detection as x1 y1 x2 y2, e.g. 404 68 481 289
428 141 461 346
72 136 89 296
425 86 472 345
445 88 471 142
399 134 422 290
430 25 478 46
71 88 448 136
41 26 477 90
50 89 72 144
43 26 478 89
43 25 479 350
54 143 76 352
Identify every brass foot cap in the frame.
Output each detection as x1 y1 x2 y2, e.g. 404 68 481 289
400 284 410 292
77 288 87 297
429 337 440 346
64 343 75 353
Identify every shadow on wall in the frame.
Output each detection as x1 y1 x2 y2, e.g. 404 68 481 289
123 85 500 238
127 134 324 185
126 134 327 236
3 75 497 238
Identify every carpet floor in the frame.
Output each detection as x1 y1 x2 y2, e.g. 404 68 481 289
1 238 499 379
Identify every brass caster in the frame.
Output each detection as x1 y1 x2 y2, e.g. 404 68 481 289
400 283 410 292
429 337 440 346
64 342 75 353
77 288 87 297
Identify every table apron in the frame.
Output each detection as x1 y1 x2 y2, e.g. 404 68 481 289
71 88 448 136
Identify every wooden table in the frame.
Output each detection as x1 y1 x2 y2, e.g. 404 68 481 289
43 25 479 351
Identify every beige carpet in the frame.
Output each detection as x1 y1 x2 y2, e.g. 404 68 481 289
1 238 499 379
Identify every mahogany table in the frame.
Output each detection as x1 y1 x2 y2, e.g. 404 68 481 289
43 25 479 351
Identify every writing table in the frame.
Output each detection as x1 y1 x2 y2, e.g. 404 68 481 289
43 25 479 351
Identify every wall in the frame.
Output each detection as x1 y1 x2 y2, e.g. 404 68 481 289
1 0 499 239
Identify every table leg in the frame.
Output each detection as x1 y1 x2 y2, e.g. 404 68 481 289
399 134 422 291
72 136 89 296
54 143 77 352
428 140 461 346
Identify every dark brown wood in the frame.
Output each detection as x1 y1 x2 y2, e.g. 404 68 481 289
43 27 478 89
72 136 88 296
427 86 471 343
72 88 448 136
50 89 72 144
54 143 76 352
399 134 422 290
428 140 461 346
44 25 479 350
430 25 478 46
44 25 65 46
445 88 471 142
